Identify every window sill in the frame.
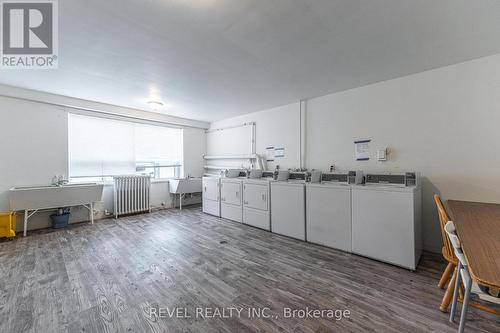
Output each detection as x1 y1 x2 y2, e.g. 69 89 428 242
70 179 172 186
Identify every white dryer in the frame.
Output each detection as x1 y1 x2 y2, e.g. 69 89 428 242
202 176 220 217
220 177 244 222
242 172 274 231
351 173 422 270
270 171 312 241
306 173 355 252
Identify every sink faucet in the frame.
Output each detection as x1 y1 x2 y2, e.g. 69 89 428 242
52 175 68 186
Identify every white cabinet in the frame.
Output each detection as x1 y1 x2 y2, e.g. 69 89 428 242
202 177 220 216
221 178 243 222
306 184 352 252
243 180 271 231
351 186 422 270
270 182 306 240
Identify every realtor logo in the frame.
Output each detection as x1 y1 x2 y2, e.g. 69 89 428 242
1 0 58 69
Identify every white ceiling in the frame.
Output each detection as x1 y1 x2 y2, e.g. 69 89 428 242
2 0 500 122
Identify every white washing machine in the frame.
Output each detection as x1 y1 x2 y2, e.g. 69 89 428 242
202 176 220 217
270 171 312 241
242 172 274 231
220 177 244 222
351 173 422 270
306 174 354 252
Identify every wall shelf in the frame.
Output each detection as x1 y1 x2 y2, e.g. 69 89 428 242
203 173 218 177
204 165 230 170
203 154 263 173
203 154 258 160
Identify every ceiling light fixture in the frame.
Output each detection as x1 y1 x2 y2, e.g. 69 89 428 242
147 100 164 111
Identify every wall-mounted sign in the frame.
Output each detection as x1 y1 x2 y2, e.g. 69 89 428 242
275 147 285 158
354 139 371 161
266 146 275 162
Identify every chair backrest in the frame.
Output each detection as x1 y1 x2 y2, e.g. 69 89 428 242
434 195 455 260
444 221 468 266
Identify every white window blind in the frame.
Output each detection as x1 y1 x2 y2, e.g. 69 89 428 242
68 114 183 180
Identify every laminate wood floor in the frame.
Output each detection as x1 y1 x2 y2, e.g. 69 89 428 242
0 206 498 333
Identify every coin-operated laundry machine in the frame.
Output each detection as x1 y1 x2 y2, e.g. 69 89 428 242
306 171 363 252
242 170 275 231
271 170 321 241
220 169 246 223
351 172 422 270
202 176 220 217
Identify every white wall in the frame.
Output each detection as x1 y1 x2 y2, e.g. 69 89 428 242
209 53 500 252
183 127 206 178
0 92 207 232
206 124 255 156
0 97 68 209
210 102 301 170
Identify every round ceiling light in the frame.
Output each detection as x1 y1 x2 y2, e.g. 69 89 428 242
147 100 164 111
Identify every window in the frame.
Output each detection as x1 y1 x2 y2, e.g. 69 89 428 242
68 114 183 181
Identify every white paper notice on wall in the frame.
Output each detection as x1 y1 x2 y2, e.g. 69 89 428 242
354 139 370 161
275 147 285 158
266 147 275 162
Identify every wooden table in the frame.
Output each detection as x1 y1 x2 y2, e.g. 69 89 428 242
447 200 500 289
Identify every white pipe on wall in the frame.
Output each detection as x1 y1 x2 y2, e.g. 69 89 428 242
299 100 307 170
251 122 256 155
205 121 257 158
205 122 256 133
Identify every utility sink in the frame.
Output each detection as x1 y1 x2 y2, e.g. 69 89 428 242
9 183 104 211
169 178 202 194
